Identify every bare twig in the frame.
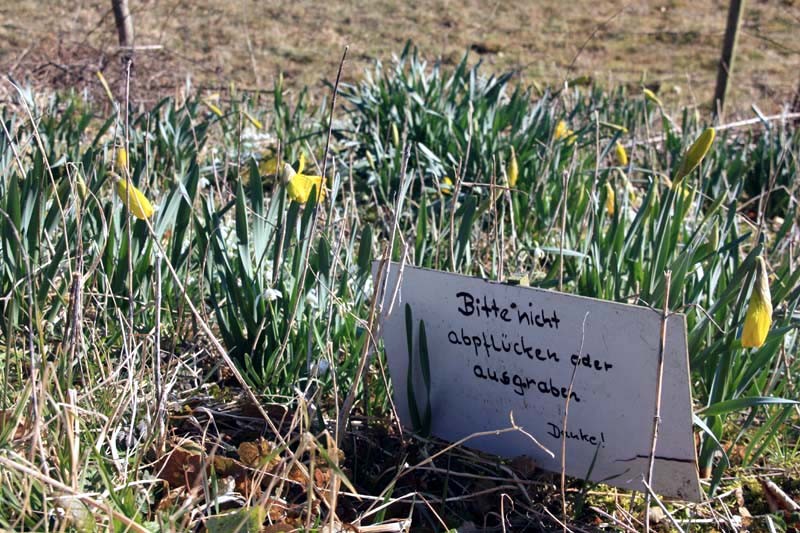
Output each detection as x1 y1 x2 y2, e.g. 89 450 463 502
645 270 671 532
561 311 590 531
642 478 686 533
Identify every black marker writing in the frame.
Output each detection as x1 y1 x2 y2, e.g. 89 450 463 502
456 292 560 329
473 364 580 401
448 328 559 362
546 422 605 446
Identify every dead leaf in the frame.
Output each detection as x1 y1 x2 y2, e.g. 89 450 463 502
212 455 253 496
313 467 331 490
262 525 295 533
264 498 290 522
238 437 277 468
157 443 205 488
156 440 254 496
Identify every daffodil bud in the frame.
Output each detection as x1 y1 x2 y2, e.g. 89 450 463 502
618 169 636 203
605 181 615 216
568 75 592 86
391 122 400 148
114 174 154 220
643 88 663 107
259 156 280 176
554 120 569 140
615 141 628 167
115 147 128 175
508 146 519 188
203 100 224 117
554 121 576 145
243 111 263 130
741 256 772 348
673 128 715 185
96 71 115 106
441 176 454 196
76 173 88 201
601 121 628 134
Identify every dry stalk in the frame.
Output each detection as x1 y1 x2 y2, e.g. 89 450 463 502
560 311 590 531
645 270 671 532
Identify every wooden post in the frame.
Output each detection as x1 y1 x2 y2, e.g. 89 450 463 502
713 0 746 119
111 0 134 52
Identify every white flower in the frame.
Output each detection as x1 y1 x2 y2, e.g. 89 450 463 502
262 287 282 301
305 288 319 309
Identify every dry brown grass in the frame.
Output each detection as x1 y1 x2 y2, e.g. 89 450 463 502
1 0 799 112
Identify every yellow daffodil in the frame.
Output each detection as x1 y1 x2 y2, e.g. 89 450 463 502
601 121 629 134
673 128 715 185
615 141 628 167
259 156 280 176
643 88 663 107
554 120 576 146
554 120 570 140
618 169 637 203
283 154 325 204
115 147 128 174
203 99 224 117
441 176 454 195
243 111 263 130
568 75 593 87
114 174 154 220
508 146 519 188
677 184 695 204
76 174 88 200
741 256 772 348
96 71 115 106
605 181 615 216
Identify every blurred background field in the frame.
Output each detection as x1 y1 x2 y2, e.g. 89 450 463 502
1 0 800 112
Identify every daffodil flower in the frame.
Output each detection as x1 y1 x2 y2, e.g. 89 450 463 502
440 176 454 196
259 156 280 176
243 111 263 130
619 169 637 204
115 147 128 174
114 173 155 220
283 153 325 204
508 147 519 188
76 174 88 200
643 88 663 107
96 71 115 106
554 120 576 145
604 181 615 216
601 121 628 134
615 142 628 167
673 128 715 185
203 100 224 117
741 256 772 348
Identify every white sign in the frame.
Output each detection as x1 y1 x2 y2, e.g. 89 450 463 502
376 263 701 501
